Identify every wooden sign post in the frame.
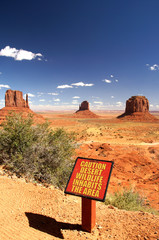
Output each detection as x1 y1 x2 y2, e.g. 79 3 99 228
82 198 96 232
65 157 114 232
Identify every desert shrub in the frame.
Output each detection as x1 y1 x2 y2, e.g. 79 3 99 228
105 188 159 215
0 112 75 188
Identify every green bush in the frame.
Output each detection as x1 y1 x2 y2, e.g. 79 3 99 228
0 112 75 188
105 188 159 215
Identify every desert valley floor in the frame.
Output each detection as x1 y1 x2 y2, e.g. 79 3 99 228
0 111 159 240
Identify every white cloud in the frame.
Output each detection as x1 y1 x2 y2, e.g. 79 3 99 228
48 92 59 96
39 99 45 102
103 79 111 83
24 93 35 98
0 84 10 88
71 81 94 87
93 101 103 105
0 46 43 61
72 100 79 104
116 101 123 107
0 72 2 75
73 96 80 99
149 64 159 71
57 85 73 89
54 98 60 102
111 96 115 98
28 93 35 97
110 75 114 78
115 79 119 82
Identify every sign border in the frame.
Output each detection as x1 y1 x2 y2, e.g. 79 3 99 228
64 157 114 202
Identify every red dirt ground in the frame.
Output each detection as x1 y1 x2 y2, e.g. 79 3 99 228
0 111 159 240
76 143 159 210
0 171 159 240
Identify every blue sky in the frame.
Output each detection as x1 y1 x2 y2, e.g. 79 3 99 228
1 0 159 111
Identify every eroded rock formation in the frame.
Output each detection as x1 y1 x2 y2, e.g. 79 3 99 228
125 96 149 114
79 101 89 111
75 100 99 118
5 90 29 108
0 89 44 123
117 96 157 121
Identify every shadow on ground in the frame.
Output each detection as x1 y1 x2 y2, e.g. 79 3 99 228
25 212 81 239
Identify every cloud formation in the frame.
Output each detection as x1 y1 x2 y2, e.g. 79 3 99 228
24 93 35 98
103 79 111 83
57 82 94 89
73 96 80 99
0 84 10 89
0 46 43 61
71 81 94 87
57 84 73 89
93 101 103 105
116 101 123 107
72 100 79 104
146 63 159 71
150 64 159 71
48 92 59 95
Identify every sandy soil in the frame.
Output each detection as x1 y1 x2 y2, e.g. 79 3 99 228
0 111 159 240
0 173 159 240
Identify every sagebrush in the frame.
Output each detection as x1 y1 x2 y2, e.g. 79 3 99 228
0 112 75 188
105 188 159 215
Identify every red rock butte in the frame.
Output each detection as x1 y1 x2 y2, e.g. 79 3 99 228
117 96 157 121
0 89 44 123
74 100 99 118
5 90 29 108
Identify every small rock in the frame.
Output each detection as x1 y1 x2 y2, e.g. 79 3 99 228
97 225 102 229
108 205 115 209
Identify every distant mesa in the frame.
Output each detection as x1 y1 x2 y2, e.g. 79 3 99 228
5 89 29 108
74 100 99 118
0 89 44 123
125 95 149 114
117 96 157 121
79 101 89 111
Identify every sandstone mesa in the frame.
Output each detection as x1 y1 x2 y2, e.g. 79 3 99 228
117 96 158 121
75 100 99 118
0 89 44 123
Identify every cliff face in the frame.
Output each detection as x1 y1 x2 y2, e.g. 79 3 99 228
0 89 44 123
75 100 99 118
79 101 89 111
125 96 149 114
5 90 29 108
117 96 157 121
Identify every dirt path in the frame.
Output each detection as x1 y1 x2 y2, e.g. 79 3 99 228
81 141 159 146
0 174 159 240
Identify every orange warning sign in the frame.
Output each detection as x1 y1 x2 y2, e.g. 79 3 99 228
65 157 114 201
